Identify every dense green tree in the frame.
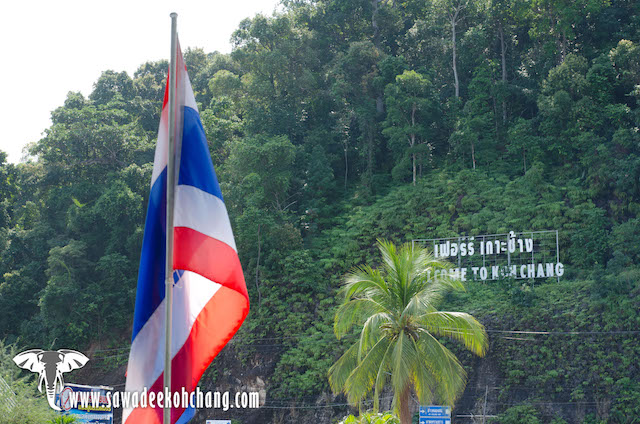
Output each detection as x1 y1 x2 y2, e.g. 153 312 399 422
527 0 610 62
183 47 212 101
90 70 135 106
132 60 169 133
330 41 383 190
383 70 437 184
487 0 530 122
231 13 319 141
506 117 544 174
608 39 640 104
0 151 17 206
435 0 475 98
32 92 148 182
496 404 541 424
451 63 499 169
39 240 92 345
226 134 297 212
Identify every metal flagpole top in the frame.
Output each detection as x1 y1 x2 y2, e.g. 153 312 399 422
164 11 178 424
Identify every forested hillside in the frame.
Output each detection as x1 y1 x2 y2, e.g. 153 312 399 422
1 0 639 422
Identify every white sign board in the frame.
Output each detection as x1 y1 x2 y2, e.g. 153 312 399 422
414 230 562 282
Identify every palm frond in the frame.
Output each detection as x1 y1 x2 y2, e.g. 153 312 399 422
405 273 465 317
399 269 466 322
344 336 393 405
328 342 360 394
378 240 421 308
377 239 399 282
341 265 389 300
416 330 467 405
410 336 436 405
373 342 394 412
335 298 385 339
389 330 421 395
422 262 465 295
421 311 489 357
358 312 391 359
399 287 439 320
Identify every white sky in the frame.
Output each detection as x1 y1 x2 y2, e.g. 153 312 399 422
1 0 282 163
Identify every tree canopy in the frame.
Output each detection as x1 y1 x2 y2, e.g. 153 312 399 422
1 0 640 421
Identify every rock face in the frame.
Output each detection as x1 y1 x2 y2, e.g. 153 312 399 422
454 356 501 423
75 335 599 424
191 346 350 424
191 347 405 423
75 343 483 424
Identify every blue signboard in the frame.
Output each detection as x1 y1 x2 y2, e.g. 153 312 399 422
419 405 451 424
419 419 451 424
420 417 451 424
56 383 113 424
419 405 451 417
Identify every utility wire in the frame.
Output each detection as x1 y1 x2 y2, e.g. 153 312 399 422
88 327 639 356
260 396 394 409
487 329 640 335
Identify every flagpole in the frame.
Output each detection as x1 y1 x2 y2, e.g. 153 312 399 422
164 11 178 424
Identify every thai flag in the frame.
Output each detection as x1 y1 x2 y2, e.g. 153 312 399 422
123 41 249 424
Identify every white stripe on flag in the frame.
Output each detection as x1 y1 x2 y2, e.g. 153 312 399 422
181 71 199 112
123 271 220 421
150 51 198 188
151 106 169 187
174 184 237 252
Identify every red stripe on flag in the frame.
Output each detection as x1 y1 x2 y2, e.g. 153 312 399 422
125 403 162 424
173 226 248 299
161 43 186 112
124 286 249 423
162 74 169 109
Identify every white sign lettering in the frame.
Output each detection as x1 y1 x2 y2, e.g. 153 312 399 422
414 230 562 282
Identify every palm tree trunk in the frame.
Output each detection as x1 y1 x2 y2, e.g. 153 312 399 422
398 384 411 424
398 385 412 424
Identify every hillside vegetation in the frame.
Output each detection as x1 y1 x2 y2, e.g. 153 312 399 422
0 0 639 422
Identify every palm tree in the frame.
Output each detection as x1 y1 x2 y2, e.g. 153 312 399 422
328 240 488 424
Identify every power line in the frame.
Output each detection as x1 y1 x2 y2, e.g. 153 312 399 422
87 327 639 357
90 346 131 352
487 329 640 335
260 396 394 409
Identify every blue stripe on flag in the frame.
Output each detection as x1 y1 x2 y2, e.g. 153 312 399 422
131 168 167 341
174 269 185 284
175 405 196 424
178 107 224 201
